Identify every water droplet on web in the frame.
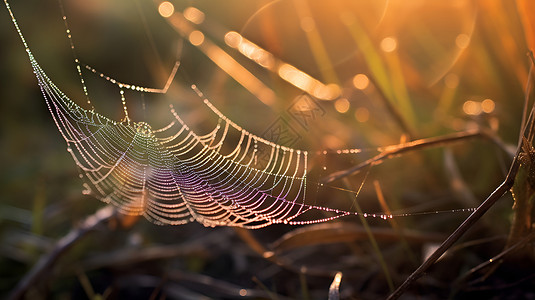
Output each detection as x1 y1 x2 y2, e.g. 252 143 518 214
4 1 482 230
135 122 153 137
82 183 91 195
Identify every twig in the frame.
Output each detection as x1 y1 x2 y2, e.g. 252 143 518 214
386 166 518 300
78 228 230 271
233 227 338 277
328 272 343 300
9 206 116 300
167 270 293 299
387 54 535 300
321 129 486 184
457 230 535 285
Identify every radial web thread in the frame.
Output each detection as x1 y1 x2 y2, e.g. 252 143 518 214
5 1 477 228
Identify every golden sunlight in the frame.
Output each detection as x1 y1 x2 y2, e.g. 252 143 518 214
224 31 242 48
277 64 340 100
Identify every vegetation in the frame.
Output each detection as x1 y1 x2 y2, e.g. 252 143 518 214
1 0 534 299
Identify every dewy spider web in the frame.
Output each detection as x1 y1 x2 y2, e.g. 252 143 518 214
5 1 474 228
5 0 367 228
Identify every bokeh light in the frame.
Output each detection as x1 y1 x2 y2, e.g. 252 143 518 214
353 74 370 90
355 107 370 122
463 100 481 115
481 99 495 113
189 31 205 46
158 1 174 18
380 36 397 53
455 33 470 49
334 98 350 113
184 7 205 24
224 31 242 48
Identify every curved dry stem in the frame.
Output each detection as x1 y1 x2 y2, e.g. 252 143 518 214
387 54 535 300
9 206 117 300
320 129 506 184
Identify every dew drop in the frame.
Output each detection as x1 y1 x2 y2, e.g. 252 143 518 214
82 183 91 195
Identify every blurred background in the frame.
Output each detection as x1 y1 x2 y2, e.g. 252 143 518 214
0 0 533 299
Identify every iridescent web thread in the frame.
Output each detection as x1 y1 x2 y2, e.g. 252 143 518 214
5 1 476 228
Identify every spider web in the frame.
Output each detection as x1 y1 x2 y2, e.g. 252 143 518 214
5 0 370 228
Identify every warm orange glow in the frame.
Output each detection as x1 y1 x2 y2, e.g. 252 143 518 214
463 100 481 115
167 12 276 106
333 272 342 285
224 30 339 100
334 98 350 113
239 289 247 296
463 99 494 115
314 84 341 100
300 16 315 33
225 31 275 69
278 64 310 89
481 99 495 113
456 33 470 49
380 36 397 52
189 31 205 46
355 107 369 122
158 1 174 18
224 31 242 48
183 7 205 24
278 64 340 100
323 134 344 149
353 74 370 90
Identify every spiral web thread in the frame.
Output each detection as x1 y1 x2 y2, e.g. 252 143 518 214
7 0 379 228
6 1 477 228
